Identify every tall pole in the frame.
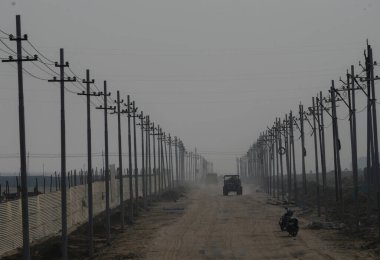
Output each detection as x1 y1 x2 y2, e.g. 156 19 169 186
169 135 174 187
368 44 380 236
58 49 68 259
267 132 272 196
157 126 162 193
132 102 139 208
114 91 125 229
15 18 30 259
95 81 112 245
347 66 359 229
147 117 152 199
300 105 307 196
2 15 39 260
139 112 147 208
271 134 276 197
48 48 76 259
181 141 185 183
144 117 149 200
152 123 157 196
318 93 328 218
331 84 342 204
366 47 373 221
175 137 179 186
78 69 98 257
275 120 280 198
194 148 197 183
160 129 166 190
311 98 321 217
278 119 284 200
126 96 134 222
284 115 291 200
290 111 297 204
164 135 170 187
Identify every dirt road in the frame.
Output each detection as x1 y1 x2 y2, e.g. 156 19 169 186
97 185 375 260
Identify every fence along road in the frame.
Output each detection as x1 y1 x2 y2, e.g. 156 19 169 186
0 167 144 256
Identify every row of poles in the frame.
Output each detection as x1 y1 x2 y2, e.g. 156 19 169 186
0 15 211 259
238 41 380 233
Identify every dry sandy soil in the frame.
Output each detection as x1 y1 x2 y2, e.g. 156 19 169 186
95 184 376 260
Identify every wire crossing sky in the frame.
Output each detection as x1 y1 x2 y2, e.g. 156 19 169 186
0 0 379 174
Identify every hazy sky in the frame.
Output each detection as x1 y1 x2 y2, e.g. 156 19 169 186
0 0 379 175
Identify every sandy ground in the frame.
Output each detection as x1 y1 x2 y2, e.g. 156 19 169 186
96 184 376 260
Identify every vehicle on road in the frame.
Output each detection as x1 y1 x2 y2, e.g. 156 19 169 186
205 173 218 185
223 175 242 196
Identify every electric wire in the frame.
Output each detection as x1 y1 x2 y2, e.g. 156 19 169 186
26 40 55 64
0 38 16 54
0 27 10 36
0 46 15 56
7 63 49 81
21 46 60 76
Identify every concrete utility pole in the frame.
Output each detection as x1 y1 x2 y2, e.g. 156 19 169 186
152 124 163 195
48 48 76 259
113 91 125 229
168 135 174 187
269 132 275 197
278 119 284 200
151 123 158 197
124 96 134 222
138 112 147 208
77 69 100 257
337 68 359 228
365 43 380 235
131 102 139 212
299 105 307 196
290 111 298 204
141 116 150 201
349 66 359 229
267 131 272 196
164 135 170 187
179 141 183 182
175 137 179 186
2 15 38 260
283 115 291 201
329 85 342 204
156 125 163 193
95 81 113 245
144 117 150 200
160 129 167 189
310 98 321 217
274 120 280 198
148 119 153 199
316 94 328 219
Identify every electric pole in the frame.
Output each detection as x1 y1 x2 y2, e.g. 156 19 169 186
2 15 38 260
299 104 307 196
95 81 113 245
309 98 321 217
77 69 100 257
112 91 125 229
48 48 76 259
175 137 179 186
124 95 134 222
131 101 139 212
138 112 147 208
290 111 298 204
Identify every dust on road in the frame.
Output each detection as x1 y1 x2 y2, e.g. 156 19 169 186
96 184 375 260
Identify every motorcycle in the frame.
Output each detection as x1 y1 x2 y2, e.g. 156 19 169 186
279 208 293 231
286 218 299 237
279 208 299 237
